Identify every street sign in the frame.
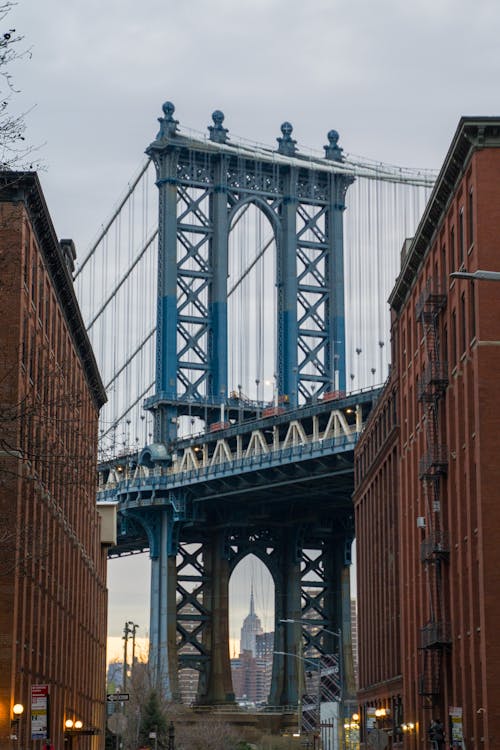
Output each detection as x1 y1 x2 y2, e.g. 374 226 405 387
107 693 129 702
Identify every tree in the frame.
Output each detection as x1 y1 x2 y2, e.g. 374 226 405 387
138 689 169 748
0 1 35 169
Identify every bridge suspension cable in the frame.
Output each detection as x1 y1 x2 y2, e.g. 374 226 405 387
75 130 435 461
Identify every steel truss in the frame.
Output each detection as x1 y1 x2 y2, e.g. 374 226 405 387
146 103 353 444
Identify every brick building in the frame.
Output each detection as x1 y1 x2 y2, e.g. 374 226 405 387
230 650 270 705
354 118 500 748
0 173 108 749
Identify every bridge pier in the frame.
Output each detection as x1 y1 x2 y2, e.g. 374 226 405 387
270 530 303 706
197 530 235 705
147 509 180 699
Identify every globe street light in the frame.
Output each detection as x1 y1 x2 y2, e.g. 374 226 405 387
11 703 24 744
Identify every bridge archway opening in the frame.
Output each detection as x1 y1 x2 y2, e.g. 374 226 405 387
228 201 277 404
229 553 274 703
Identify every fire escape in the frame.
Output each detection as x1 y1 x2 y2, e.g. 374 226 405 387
415 278 450 707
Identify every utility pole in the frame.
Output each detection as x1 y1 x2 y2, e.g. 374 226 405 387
123 622 130 693
123 621 139 692
130 622 139 675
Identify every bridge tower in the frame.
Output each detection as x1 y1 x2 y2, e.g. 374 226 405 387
124 102 356 706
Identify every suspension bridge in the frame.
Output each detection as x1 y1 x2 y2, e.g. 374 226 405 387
75 102 436 715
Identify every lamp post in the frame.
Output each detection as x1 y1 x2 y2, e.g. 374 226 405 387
64 718 81 750
11 703 24 744
280 619 345 749
274 650 321 739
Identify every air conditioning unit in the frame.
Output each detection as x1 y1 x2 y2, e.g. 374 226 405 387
417 516 426 529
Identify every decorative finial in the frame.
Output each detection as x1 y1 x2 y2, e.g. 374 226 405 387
156 101 179 140
208 110 229 144
324 129 344 161
276 121 297 156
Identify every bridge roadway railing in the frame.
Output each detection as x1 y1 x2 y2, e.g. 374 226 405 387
98 431 358 499
97 389 380 500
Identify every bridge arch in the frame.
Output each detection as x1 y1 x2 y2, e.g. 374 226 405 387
227 199 277 402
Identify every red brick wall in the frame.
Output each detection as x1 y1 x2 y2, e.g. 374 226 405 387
355 131 500 749
0 194 107 750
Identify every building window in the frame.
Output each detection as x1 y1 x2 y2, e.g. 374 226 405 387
29 329 35 383
45 282 50 335
450 226 455 270
451 310 457 367
468 188 474 248
31 257 37 302
22 314 28 368
441 244 447 293
38 263 44 320
442 323 448 364
459 208 464 266
23 245 29 289
470 281 476 340
460 293 466 354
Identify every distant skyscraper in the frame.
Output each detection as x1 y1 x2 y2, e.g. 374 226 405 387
232 593 273 704
240 587 263 656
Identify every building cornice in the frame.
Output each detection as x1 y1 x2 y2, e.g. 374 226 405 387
389 117 500 313
0 171 107 410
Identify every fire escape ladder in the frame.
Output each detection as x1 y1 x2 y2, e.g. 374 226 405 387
418 649 445 706
415 276 449 707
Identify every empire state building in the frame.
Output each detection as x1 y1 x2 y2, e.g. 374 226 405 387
239 587 263 656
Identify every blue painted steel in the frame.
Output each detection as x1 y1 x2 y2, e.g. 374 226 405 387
160 295 178 396
107 103 360 707
146 103 354 419
278 176 299 405
209 157 229 406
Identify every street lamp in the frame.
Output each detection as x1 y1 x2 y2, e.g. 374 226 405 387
11 703 24 742
279 619 344 725
274 650 321 738
450 269 500 281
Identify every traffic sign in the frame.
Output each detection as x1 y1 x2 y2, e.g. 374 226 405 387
107 693 129 702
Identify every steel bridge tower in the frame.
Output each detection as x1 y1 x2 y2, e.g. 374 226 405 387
119 102 357 707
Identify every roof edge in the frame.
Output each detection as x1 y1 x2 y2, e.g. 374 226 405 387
389 116 500 312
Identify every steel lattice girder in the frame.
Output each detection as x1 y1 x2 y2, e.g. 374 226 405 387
146 127 354 427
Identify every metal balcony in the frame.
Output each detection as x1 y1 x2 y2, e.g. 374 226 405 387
416 278 447 322
420 530 450 563
420 621 451 650
419 446 448 479
417 362 449 402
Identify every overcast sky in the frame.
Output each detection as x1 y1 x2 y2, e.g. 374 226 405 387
7 0 500 646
